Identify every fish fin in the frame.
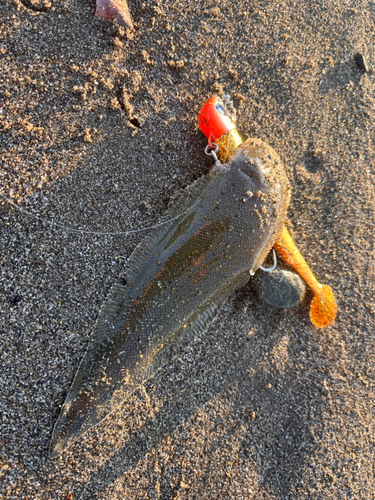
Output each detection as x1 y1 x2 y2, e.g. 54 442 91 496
141 301 224 383
67 282 129 394
143 271 250 380
49 281 131 456
126 235 157 284
126 174 213 285
175 271 251 348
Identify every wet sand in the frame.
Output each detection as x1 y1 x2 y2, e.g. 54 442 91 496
1 0 374 498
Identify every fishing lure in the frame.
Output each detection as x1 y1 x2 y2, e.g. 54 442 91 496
50 96 336 457
198 95 337 328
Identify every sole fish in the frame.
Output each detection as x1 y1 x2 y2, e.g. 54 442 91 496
50 138 290 456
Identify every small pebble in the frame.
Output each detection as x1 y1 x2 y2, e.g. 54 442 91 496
252 268 306 309
354 53 368 72
10 294 22 307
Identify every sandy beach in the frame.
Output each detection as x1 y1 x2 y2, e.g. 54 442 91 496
1 0 374 498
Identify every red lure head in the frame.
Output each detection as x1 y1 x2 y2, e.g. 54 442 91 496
198 96 236 145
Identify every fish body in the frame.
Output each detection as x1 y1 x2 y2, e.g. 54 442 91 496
50 138 290 456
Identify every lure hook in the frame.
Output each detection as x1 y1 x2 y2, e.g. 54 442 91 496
259 248 277 272
205 143 223 171
205 142 219 157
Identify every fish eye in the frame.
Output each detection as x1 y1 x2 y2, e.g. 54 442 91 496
237 160 264 186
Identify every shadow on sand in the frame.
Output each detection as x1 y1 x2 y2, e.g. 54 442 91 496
67 288 329 499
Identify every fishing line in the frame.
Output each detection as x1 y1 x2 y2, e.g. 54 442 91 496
0 193 202 237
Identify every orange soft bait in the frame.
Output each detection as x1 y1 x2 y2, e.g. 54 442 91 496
273 226 337 327
199 95 337 328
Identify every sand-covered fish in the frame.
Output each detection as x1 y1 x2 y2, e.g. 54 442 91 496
50 137 290 456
